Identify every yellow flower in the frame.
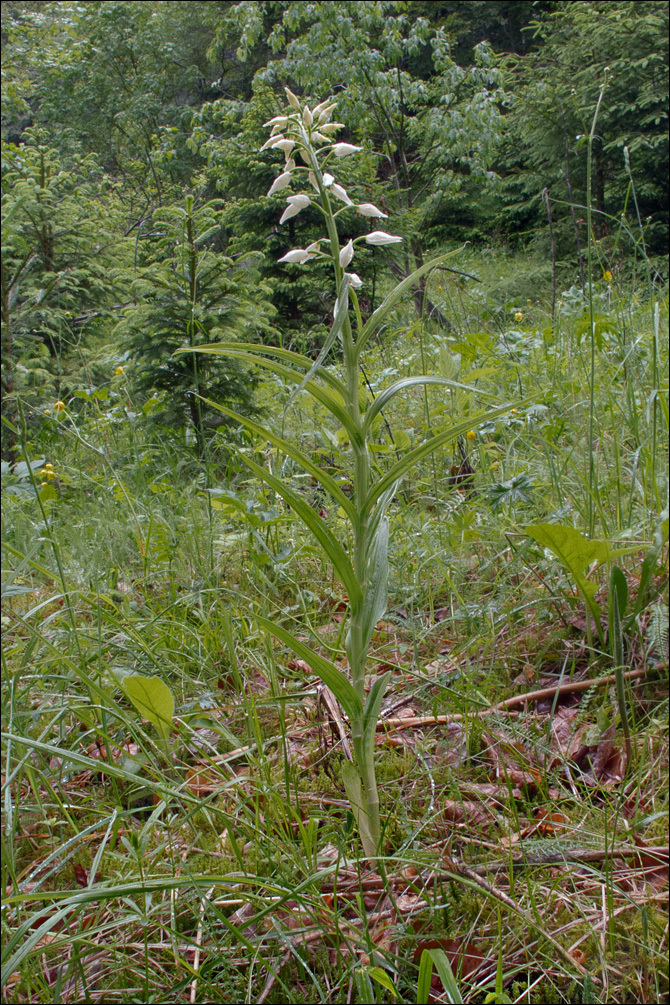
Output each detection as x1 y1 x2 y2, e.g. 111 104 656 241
53 401 66 413
438 285 443 291
43 409 51 416
46 470 57 480
603 270 613 282
514 312 523 322
466 430 476 441
40 481 48 488
45 462 54 470
491 461 499 471
114 366 124 375
511 408 518 414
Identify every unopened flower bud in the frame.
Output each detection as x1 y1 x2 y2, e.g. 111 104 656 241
357 203 387 218
267 172 293 196
365 231 402 245
284 87 301 110
278 248 312 264
279 194 311 223
331 183 353 205
339 239 354 267
303 106 313 127
332 143 362 157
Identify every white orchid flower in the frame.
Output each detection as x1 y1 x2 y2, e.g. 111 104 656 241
263 115 289 128
306 240 324 253
303 106 313 127
316 102 338 122
339 239 354 267
280 194 311 224
331 183 353 206
278 248 311 263
345 272 363 288
267 171 293 196
284 87 301 110
313 99 336 119
319 122 345 134
365 230 403 245
357 203 387 218
308 170 334 191
311 131 328 144
332 143 362 157
272 138 295 155
260 135 282 152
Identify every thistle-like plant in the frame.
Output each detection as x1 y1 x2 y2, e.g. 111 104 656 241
186 90 518 858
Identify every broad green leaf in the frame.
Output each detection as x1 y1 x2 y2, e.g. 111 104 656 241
364 402 527 517
426 948 464 1005
359 248 464 352
363 671 392 758
525 524 638 641
363 375 498 435
288 272 350 404
200 397 357 524
120 675 174 742
367 966 398 998
255 615 362 723
361 518 389 652
238 453 362 608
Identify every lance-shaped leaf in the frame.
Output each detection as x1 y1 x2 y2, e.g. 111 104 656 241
182 342 347 397
186 345 358 443
358 248 464 353
341 760 374 850
362 670 392 761
360 517 389 653
364 402 528 518
287 273 350 406
363 375 498 435
255 615 362 724
238 453 363 609
200 397 357 524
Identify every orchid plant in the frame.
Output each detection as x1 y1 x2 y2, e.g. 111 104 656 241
187 89 517 858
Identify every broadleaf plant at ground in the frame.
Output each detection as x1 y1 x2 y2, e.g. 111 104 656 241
186 90 520 858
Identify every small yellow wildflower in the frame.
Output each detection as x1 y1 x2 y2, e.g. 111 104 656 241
53 401 66 413
466 430 476 441
603 270 613 282
43 409 51 416
45 462 54 470
46 470 57 480
40 481 48 489
511 408 518 415
491 461 499 471
438 285 443 291
514 312 523 322
114 365 124 375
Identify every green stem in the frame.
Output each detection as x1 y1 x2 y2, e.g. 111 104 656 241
586 77 608 538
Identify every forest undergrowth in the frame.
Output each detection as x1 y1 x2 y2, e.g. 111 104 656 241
2 247 669 1004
